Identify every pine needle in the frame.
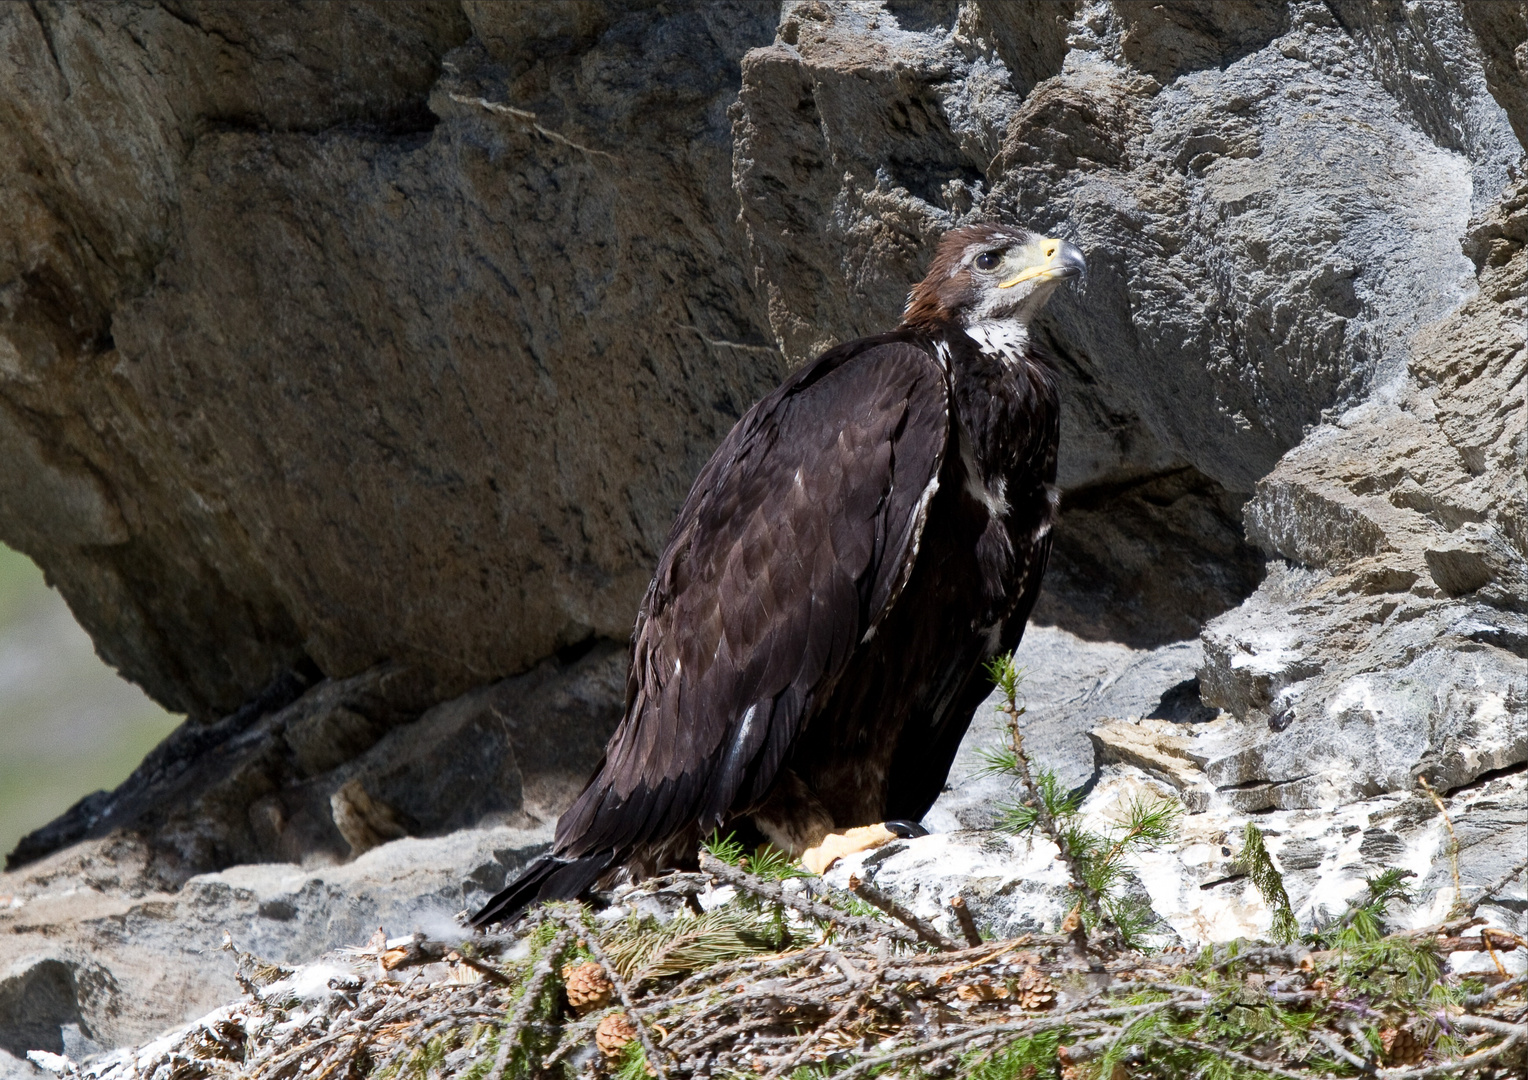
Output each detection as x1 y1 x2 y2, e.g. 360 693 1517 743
600 904 774 983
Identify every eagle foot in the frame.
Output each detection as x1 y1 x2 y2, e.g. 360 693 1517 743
800 820 928 876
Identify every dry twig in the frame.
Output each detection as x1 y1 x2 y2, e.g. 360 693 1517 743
697 851 927 947
576 918 673 1079
848 873 959 950
1418 776 1467 916
950 895 984 947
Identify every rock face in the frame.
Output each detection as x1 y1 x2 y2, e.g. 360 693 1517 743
1 0 1525 1067
7 644 624 889
0 0 783 721
0 0 1497 724
1195 173 1528 813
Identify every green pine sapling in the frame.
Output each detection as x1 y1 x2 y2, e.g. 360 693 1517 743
982 655 1182 949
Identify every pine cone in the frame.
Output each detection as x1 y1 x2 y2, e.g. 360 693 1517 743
562 960 614 1013
1013 965 1055 1010
1381 1026 1426 1066
596 1013 639 1058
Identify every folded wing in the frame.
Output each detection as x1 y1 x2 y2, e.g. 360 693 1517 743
553 338 950 862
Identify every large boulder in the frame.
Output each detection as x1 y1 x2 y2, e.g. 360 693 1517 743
0 0 782 722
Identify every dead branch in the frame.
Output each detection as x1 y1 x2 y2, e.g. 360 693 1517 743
573 915 673 1079
848 873 959 950
697 851 928 947
950 895 984 948
1469 858 1528 915
488 927 572 1080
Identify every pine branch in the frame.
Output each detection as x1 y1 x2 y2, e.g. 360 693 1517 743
487 926 571 1080
571 916 672 1080
1237 822 1299 944
984 656 1102 935
1375 1023 1526 1079
848 873 960 951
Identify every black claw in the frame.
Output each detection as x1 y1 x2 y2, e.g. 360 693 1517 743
883 819 928 839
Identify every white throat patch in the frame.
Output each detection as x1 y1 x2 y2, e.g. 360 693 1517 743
963 320 1028 369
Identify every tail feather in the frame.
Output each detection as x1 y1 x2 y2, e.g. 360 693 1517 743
469 852 614 928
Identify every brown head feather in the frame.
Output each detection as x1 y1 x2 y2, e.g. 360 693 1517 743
899 223 1038 333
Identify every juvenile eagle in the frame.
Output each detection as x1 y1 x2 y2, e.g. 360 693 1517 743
472 224 1084 926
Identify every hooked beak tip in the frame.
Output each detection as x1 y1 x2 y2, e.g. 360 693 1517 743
1052 240 1087 280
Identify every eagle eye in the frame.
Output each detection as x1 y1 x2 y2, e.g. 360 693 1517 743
974 251 1002 271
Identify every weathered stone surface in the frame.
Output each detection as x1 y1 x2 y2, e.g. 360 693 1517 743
7 645 622 885
1461 0 1528 147
1196 175 1528 811
1089 715 1217 807
0 0 781 720
1114 0 1291 81
0 824 552 1071
843 753 1526 955
926 623 1223 834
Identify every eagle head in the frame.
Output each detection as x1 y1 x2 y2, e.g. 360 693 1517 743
900 224 1086 333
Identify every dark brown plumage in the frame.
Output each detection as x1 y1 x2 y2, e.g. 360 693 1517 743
471 224 1085 926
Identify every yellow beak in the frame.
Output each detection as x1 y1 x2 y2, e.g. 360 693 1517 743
997 238 1087 288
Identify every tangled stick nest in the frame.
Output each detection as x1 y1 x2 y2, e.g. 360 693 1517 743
46 855 1527 1080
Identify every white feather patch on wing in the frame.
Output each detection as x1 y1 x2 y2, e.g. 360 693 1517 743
1034 482 1062 540
861 468 942 643
715 703 759 797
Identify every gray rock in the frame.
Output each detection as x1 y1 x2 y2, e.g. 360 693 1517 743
849 750 1525 955
0 959 101 1066
1114 1 1291 81
927 624 1214 831
0 824 551 1058
0 0 781 719
1196 176 1528 810
824 830 1077 943
8 645 622 884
